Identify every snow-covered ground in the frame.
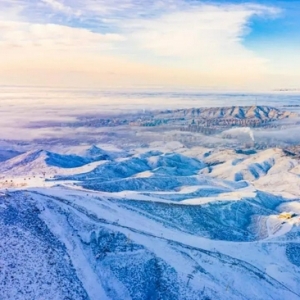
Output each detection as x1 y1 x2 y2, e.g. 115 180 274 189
1 96 300 299
1 141 300 300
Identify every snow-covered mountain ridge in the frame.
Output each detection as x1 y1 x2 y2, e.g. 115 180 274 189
1 143 300 300
155 105 298 120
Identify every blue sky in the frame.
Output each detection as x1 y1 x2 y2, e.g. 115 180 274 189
0 0 299 90
245 1 300 42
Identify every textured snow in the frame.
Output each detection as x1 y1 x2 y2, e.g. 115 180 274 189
1 144 300 299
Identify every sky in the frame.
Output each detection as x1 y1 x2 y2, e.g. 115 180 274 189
0 0 299 91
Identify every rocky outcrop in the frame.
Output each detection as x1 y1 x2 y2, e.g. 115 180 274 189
156 106 298 121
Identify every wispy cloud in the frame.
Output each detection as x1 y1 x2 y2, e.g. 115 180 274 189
0 0 297 90
125 5 279 74
41 0 80 16
0 21 124 50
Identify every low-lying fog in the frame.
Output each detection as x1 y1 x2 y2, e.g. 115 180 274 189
1 87 300 151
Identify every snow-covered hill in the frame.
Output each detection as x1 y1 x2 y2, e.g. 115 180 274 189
202 148 300 197
0 148 112 177
1 187 300 300
155 106 298 120
1 143 300 300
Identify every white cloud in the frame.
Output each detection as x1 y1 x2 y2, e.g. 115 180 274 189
42 0 67 11
0 21 124 50
126 4 278 75
0 0 294 90
41 0 77 15
72 0 182 17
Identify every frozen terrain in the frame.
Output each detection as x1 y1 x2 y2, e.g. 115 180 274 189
2 144 300 300
1 91 300 300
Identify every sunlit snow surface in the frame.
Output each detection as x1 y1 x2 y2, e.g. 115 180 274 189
1 88 300 300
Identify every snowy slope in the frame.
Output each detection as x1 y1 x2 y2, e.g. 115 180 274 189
1 144 300 300
0 150 109 177
1 187 300 300
155 106 298 120
204 148 300 194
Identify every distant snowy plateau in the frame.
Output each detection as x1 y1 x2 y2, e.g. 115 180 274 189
1 105 300 300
